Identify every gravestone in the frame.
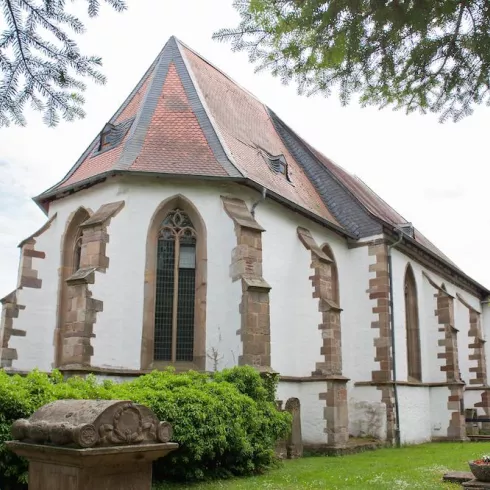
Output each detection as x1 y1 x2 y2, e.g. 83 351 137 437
274 400 287 459
466 408 479 436
285 397 303 459
7 399 178 490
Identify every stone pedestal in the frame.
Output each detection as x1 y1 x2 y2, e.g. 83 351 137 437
6 399 178 490
7 442 178 490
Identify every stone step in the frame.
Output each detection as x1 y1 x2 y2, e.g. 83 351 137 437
463 479 490 489
442 471 474 483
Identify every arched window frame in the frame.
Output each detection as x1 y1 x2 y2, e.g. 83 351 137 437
404 264 422 382
141 195 207 371
55 207 91 367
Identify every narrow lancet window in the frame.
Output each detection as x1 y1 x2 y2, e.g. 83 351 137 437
154 209 196 362
405 265 422 382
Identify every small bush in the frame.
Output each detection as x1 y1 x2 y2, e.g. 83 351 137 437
0 367 290 489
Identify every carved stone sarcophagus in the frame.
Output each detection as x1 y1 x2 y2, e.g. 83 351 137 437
11 399 173 448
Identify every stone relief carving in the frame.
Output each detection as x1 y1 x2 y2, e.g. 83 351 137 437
11 399 173 449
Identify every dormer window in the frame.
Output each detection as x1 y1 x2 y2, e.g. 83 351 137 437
262 151 290 181
99 123 116 151
269 155 287 175
398 223 414 238
93 117 135 155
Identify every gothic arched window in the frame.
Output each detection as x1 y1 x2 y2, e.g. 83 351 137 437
405 264 422 382
141 195 207 371
155 209 197 362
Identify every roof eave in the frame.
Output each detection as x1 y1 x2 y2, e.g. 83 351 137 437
33 170 243 207
33 170 354 240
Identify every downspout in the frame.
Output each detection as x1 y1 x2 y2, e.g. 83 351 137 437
251 187 267 217
388 229 403 448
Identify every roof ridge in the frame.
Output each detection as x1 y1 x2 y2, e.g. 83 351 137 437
268 109 381 224
39 36 243 200
175 39 244 178
350 174 409 224
298 135 357 180
272 111 411 229
114 38 176 170
174 36 265 107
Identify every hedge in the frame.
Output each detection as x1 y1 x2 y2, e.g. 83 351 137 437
0 366 291 489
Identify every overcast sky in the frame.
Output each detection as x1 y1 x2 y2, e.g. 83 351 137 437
1 0 489 298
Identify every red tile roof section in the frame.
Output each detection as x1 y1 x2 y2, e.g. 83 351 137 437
181 47 338 224
131 63 227 176
115 72 154 124
61 143 125 188
58 67 155 188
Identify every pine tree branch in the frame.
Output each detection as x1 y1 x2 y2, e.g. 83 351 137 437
431 2 465 80
217 0 490 122
19 0 75 41
5 0 30 74
0 0 126 127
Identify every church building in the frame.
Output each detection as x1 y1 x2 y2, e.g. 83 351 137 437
1 36 489 449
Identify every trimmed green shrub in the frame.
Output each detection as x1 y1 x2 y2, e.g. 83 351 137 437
0 366 290 489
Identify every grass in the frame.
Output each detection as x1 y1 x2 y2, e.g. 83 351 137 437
154 442 490 490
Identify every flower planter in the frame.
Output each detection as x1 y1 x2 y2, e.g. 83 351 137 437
469 461 490 482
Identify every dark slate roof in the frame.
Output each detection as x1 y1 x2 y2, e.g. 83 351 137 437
268 110 380 238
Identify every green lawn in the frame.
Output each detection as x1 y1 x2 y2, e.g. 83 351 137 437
154 442 490 490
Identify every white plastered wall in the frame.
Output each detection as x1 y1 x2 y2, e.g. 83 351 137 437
253 199 379 444
430 386 451 438
9 220 60 371
348 385 387 440
391 248 482 386
397 385 431 444
277 381 327 445
253 199 377 380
